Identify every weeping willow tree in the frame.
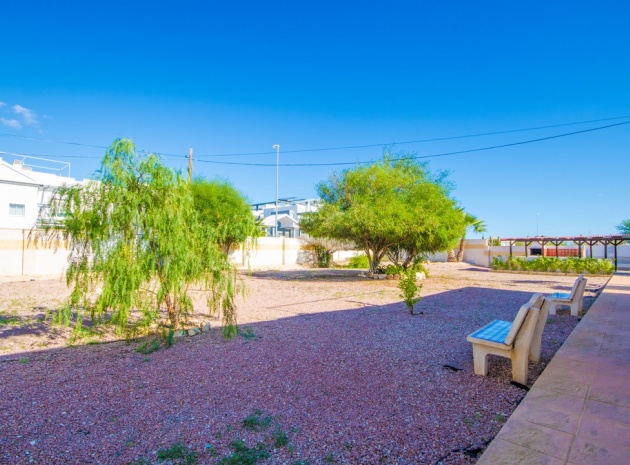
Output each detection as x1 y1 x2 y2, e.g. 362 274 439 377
39 138 239 338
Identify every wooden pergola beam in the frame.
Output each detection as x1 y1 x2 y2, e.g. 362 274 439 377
500 235 629 271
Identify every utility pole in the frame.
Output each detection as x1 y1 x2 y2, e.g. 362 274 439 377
273 145 280 237
188 148 193 183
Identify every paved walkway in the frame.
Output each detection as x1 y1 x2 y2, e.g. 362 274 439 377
478 272 630 465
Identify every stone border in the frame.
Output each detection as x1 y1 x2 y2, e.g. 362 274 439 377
173 322 212 338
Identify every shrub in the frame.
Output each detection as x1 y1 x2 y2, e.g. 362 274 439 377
411 261 429 277
348 254 370 269
384 264 402 275
557 258 573 273
219 439 269 465
490 256 613 275
491 257 507 270
568 257 586 274
156 443 197 464
595 259 614 274
399 268 422 314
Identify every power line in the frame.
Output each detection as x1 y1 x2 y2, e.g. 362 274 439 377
1 115 629 160
194 120 630 167
0 150 102 159
0 132 109 149
191 115 630 158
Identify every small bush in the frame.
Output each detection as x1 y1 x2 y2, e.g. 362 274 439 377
347 254 369 269
238 327 257 340
314 247 332 268
135 338 161 355
272 428 289 447
557 258 573 273
568 257 586 274
595 259 614 274
491 257 506 270
219 439 270 465
412 261 429 277
384 264 401 275
162 328 175 347
242 410 272 431
399 268 422 314
490 256 613 275
156 443 197 464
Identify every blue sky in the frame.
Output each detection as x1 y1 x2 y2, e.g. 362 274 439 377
2 1 629 238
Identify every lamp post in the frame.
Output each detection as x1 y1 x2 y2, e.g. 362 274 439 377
273 144 280 237
537 213 540 236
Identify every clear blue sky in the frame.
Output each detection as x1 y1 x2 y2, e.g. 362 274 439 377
2 1 629 238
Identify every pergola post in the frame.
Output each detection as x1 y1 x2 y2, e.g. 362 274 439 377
614 242 618 271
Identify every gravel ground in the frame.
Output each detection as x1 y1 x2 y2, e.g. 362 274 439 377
0 263 608 464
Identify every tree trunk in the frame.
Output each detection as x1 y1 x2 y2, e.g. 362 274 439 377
366 247 383 275
456 237 466 262
370 254 380 274
447 249 457 262
164 294 179 328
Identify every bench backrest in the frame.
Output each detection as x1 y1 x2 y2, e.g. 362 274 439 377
569 274 586 300
504 293 544 346
568 274 586 299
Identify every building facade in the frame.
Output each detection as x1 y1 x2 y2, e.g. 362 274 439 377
0 157 89 230
251 198 320 238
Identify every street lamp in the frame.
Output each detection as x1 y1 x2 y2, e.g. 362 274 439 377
273 144 280 237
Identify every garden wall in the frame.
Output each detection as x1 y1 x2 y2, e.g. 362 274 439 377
0 228 71 277
2 228 627 277
0 232 356 277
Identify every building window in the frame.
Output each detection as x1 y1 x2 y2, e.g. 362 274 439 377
9 203 26 216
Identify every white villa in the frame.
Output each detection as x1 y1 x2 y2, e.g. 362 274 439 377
251 197 320 238
0 157 89 230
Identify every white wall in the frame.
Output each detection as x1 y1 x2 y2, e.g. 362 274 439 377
230 237 311 268
3 232 628 277
0 228 71 277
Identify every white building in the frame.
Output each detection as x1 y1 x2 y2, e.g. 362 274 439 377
251 197 320 238
0 157 89 230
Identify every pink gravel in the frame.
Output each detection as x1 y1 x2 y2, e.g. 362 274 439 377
0 264 608 464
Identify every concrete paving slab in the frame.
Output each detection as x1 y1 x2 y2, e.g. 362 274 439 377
478 272 630 464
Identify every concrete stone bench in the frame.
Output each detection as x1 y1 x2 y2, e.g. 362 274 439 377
543 274 587 316
467 294 547 384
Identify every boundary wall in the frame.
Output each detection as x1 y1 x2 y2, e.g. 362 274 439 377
2 230 627 277
0 232 360 277
0 228 71 277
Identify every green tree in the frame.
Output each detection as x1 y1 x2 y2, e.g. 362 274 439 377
191 177 260 255
301 155 464 274
617 219 630 235
38 139 239 337
387 205 465 270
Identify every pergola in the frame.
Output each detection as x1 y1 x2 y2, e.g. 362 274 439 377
500 235 630 271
